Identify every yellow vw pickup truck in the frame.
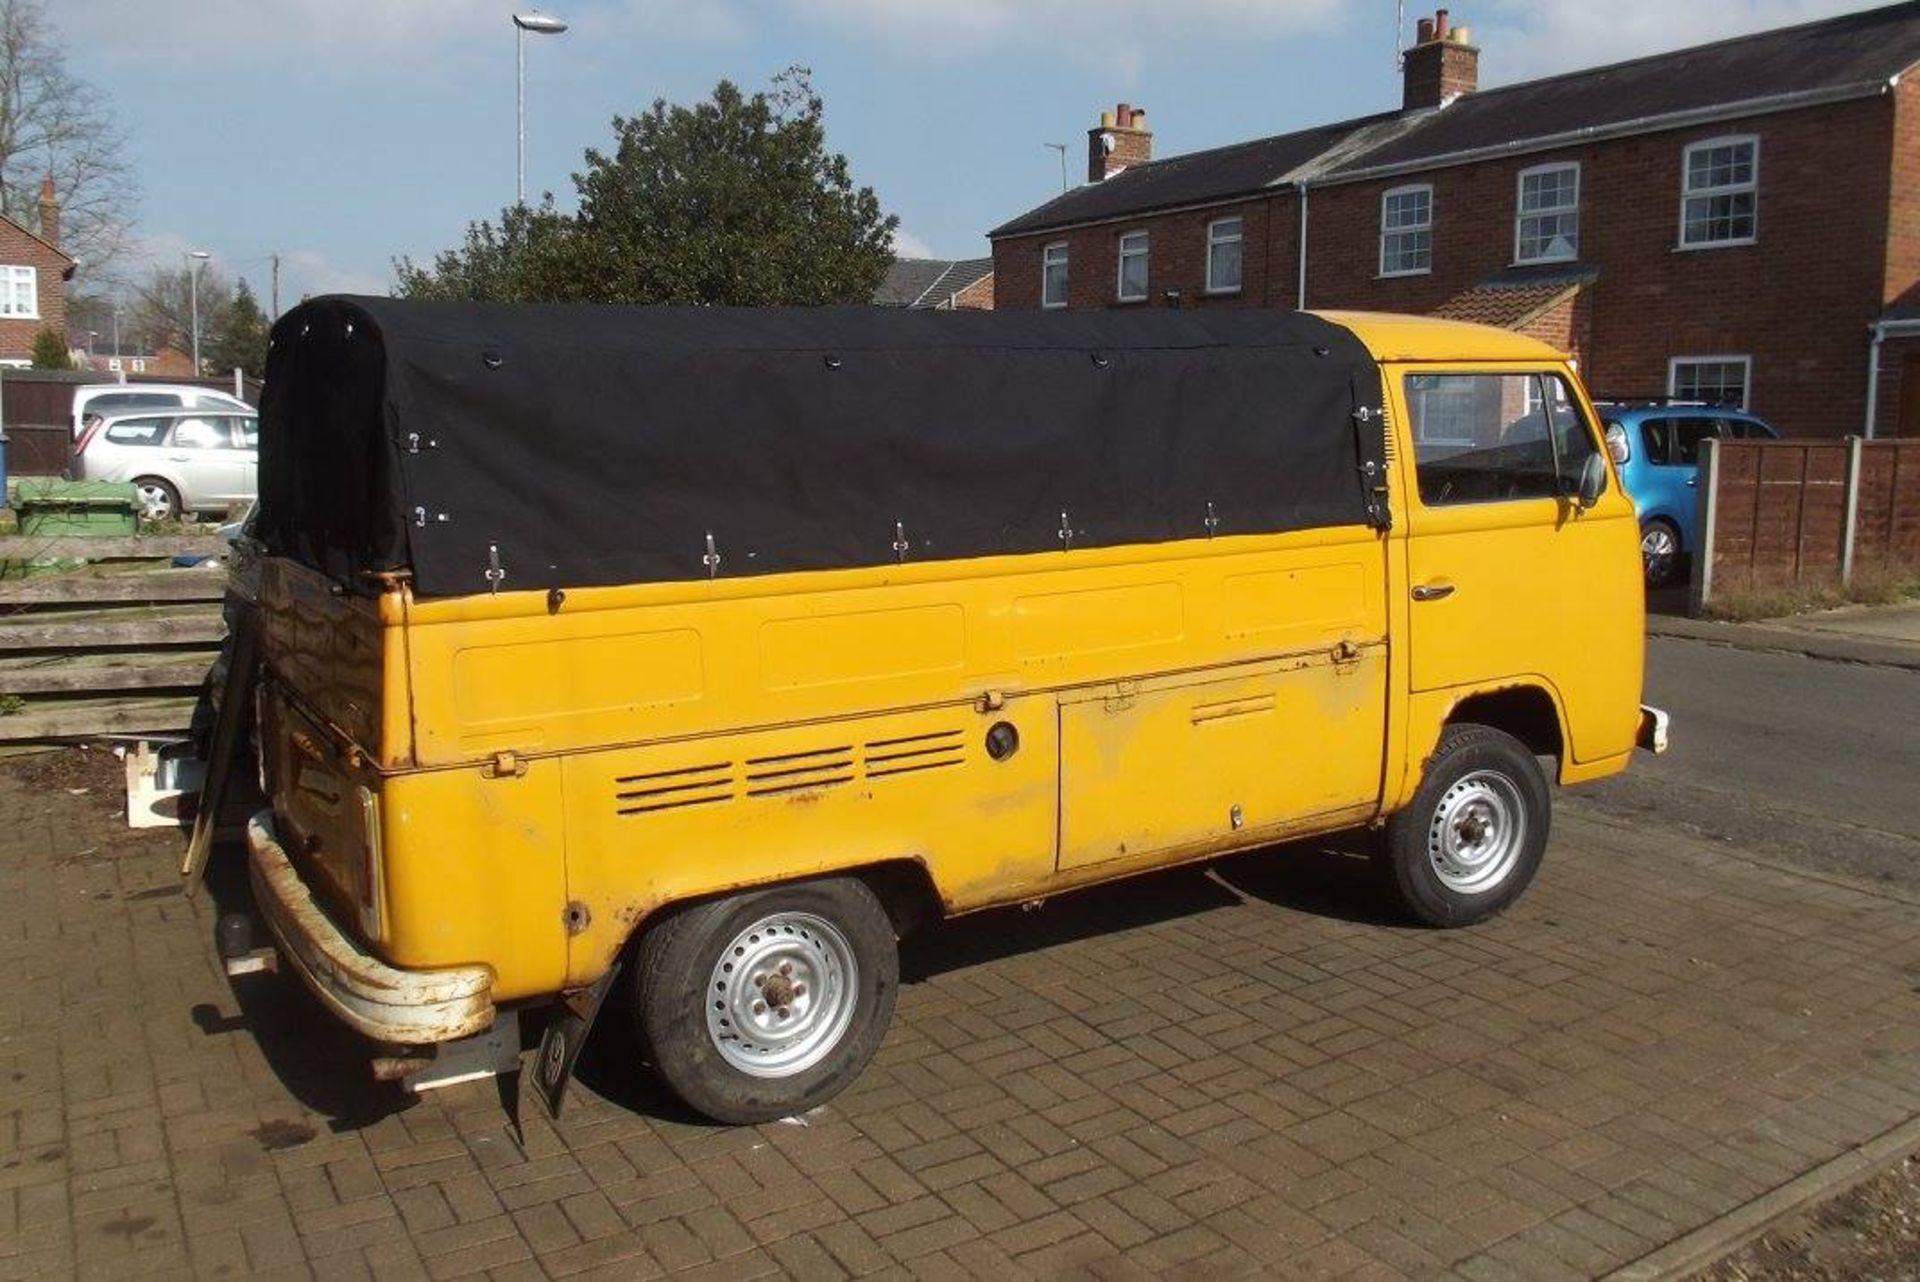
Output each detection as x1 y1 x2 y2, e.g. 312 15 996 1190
237 298 1664 1123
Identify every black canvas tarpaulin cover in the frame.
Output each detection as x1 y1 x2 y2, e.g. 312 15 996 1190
257 297 1387 598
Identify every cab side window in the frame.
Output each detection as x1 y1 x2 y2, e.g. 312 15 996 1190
1404 372 1599 507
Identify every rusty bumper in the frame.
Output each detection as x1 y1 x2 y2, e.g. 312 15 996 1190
246 811 495 1044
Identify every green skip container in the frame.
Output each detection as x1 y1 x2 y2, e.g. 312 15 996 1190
14 478 141 537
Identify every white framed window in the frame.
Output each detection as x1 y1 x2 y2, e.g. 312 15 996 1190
1669 356 1751 409
1116 230 1149 302
1680 136 1759 248
1206 217 1243 294
1041 242 1069 309
1379 184 1433 277
1515 163 1580 264
0 265 38 318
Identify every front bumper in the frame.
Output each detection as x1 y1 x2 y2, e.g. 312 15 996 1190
1637 704 1671 754
246 811 495 1044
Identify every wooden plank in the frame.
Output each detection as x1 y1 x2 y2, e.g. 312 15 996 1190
0 613 226 650
0 572 228 605
0 698 199 742
0 535 226 560
1 659 214 695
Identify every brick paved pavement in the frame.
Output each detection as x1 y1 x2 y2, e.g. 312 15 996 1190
2 756 1918 1280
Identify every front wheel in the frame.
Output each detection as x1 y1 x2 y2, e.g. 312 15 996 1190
633 877 898 1124
1381 724 1550 927
1640 518 1682 588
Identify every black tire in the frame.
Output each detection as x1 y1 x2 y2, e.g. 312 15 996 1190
633 877 898 1125
132 476 182 522
1640 517 1682 588
1382 724 1551 928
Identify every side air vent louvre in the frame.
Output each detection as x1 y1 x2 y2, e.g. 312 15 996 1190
614 761 735 814
864 728 966 779
613 725 969 816
745 746 856 797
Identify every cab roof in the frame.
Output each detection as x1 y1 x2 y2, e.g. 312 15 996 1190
1314 311 1568 365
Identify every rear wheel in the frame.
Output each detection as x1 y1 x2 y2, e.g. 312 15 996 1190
132 476 181 522
633 877 898 1124
1381 724 1550 927
1640 518 1681 588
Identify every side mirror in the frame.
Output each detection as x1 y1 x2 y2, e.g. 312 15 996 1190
1576 452 1609 510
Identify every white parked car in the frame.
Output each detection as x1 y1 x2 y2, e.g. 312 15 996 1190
73 409 259 520
71 383 252 438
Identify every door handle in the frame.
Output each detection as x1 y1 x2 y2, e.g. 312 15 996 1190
1411 582 1456 602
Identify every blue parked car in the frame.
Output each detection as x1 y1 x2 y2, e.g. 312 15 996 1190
1595 400 1780 587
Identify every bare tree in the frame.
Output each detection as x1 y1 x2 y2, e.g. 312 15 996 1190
0 0 136 276
131 263 232 361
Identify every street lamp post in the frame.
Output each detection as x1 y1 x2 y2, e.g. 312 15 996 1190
186 250 211 375
513 11 569 204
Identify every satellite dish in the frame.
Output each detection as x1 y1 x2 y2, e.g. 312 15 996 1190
1101 134 1115 155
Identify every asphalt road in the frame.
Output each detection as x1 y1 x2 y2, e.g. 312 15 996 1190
1571 636 1920 896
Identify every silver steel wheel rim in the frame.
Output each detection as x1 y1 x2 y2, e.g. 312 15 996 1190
705 911 858 1079
1641 527 1676 577
1427 769 1526 895
137 483 174 520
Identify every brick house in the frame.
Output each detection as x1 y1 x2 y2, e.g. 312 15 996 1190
0 178 74 367
989 3 1920 438
874 257 996 310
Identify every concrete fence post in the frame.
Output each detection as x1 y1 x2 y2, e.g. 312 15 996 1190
1690 436 1719 615
1841 436 1863 587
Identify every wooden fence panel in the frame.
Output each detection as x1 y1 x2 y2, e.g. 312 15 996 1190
1705 439 1920 604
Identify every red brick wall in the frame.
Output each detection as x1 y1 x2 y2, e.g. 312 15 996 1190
993 197 1292 312
0 220 69 364
950 274 995 311
995 96 1901 440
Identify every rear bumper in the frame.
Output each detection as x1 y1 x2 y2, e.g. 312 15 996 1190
1637 704 1671 754
246 811 495 1044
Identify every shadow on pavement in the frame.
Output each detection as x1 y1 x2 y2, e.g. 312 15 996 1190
195 838 421 1134
1210 829 1408 929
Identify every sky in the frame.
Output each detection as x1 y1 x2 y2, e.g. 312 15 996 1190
55 0 1885 311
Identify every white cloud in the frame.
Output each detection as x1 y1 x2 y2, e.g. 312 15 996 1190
793 0 1347 78
58 0 750 74
1466 0 1875 84
891 227 937 259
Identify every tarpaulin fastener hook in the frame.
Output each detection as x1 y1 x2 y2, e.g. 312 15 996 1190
702 531 722 578
823 354 842 371
1090 352 1109 369
482 349 504 370
892 521 910 563
1205 502 1220 538
1058 511 1074 551
484 544 506 594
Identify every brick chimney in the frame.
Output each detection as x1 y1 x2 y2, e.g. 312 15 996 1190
1088 102 1152 183
1402 8 1479 112
37 176 58 248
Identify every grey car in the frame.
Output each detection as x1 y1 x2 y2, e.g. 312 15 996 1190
72 408 259 520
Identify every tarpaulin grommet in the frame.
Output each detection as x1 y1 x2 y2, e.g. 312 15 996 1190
482 349 505 370
1090 352 1110 369
823 354 842 370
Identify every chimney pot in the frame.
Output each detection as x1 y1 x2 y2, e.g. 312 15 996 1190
1088 99 1153 182
1416 16 1435 43
1402 9 1478 111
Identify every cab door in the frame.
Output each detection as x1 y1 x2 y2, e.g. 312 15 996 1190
1391 366 1641 765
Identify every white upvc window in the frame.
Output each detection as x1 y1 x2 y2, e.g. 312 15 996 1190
1116 230 1149 302
1041 242 1069 308
1669 355 1751 409
1206 217 1243 294
1680 135 1759 248
1379 184 1433 277
1515 163 1580 264
0 265 38 318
